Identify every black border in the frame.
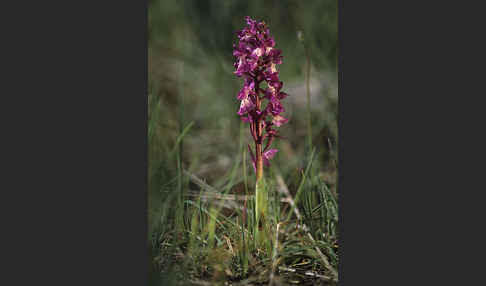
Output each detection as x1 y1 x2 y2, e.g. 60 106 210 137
337 0 343 283
7 0 149 284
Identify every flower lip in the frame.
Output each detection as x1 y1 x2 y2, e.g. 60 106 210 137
252 47 264 58
263 149 278 167
272 114 288 127
238 96 255 115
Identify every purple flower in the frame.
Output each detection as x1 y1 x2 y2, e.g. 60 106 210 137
267 97 284 115
248 145 279 171
237 78 255 100
238 96 255 115
262 149 278 166
272 115 288 127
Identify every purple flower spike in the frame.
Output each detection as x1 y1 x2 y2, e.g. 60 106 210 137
234 17 289 175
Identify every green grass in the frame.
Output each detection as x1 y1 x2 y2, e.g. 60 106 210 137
148 1 338 285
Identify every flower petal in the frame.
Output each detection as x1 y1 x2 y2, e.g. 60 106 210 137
237 96 255 115
237 80 255 100
264 149 278 160
262 149 278 167
269 99 284 115
251 47 264 58
272 115 288 127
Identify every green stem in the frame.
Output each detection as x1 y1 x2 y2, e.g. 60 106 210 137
254 90 267 246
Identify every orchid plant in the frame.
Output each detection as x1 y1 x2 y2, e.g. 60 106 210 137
233 16 288 231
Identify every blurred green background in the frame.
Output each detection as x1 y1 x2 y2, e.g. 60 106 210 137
148 0 338 284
